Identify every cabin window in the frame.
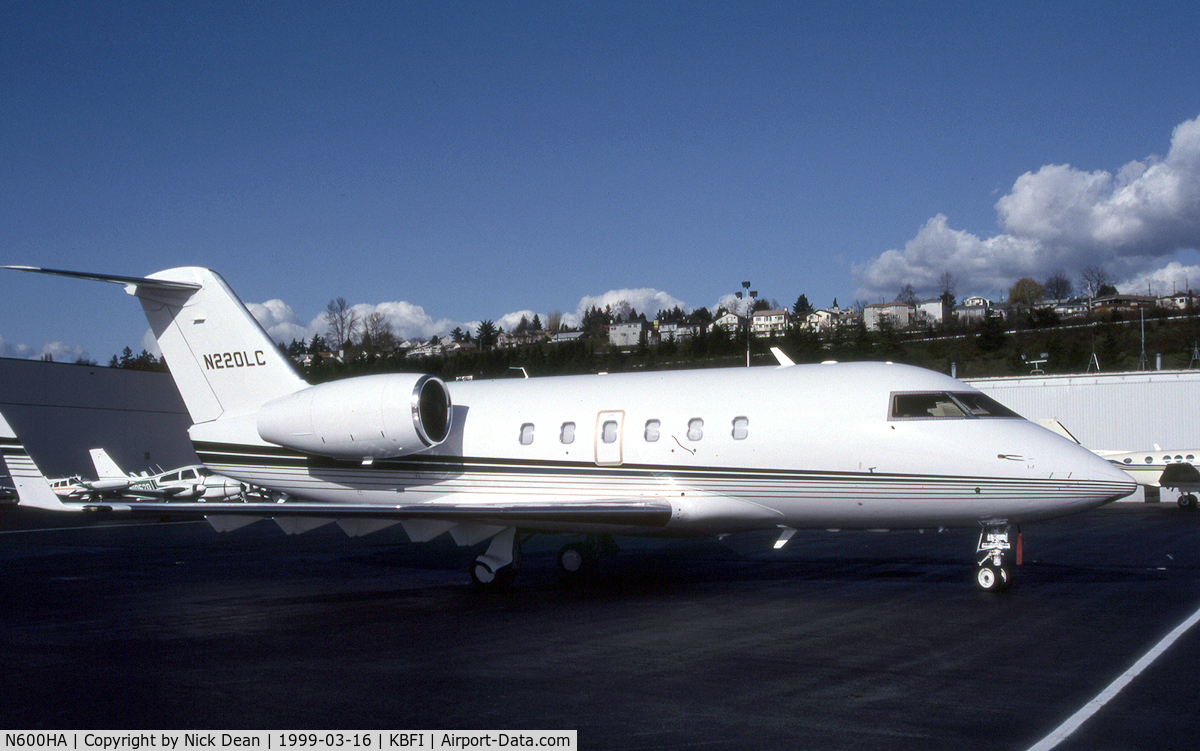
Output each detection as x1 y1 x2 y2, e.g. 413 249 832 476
890 392 1021 420
181 469 197 480
644 419 661 442
601 420 619 444
1145 456 1153 464
687 418 704 441
519 423 535 445
560 422 576 444
162 472 180 482
732 416 749 440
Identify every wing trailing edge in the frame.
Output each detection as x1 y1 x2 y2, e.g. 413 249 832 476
74 498 676 528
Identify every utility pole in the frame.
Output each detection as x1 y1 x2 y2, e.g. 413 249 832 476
735 281 757 367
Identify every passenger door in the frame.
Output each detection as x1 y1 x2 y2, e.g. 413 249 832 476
594 410 625 466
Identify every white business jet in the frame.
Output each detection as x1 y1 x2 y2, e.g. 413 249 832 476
4 266 1136 591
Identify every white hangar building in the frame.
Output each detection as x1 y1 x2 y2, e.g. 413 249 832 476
967 370 1200 453
0 357 195 480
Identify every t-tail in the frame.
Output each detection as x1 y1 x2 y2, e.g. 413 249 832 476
6 266 309 424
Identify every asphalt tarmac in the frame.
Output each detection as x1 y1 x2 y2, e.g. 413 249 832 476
2 501 1198 750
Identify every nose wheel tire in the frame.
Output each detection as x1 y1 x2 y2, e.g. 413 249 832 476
975 564 1012 592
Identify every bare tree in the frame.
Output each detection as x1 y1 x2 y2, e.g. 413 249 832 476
1043 269 1074 301
325 297 360 351
361 310 396 353
938 271 957 305
546 310 563 333
1080 266 1115 299
896 284 918 306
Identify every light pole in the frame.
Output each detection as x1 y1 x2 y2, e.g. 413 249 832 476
735 281 757 367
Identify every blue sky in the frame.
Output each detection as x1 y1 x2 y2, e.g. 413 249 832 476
3 0 1200 362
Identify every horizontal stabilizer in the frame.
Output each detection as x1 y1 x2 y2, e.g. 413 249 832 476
6 265 309 424
4 265 202 292
1037 419 1081 444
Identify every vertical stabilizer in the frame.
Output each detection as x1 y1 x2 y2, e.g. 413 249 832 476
135 267 309 423
0 409 76 511
5 266 310 424
90 448 128 480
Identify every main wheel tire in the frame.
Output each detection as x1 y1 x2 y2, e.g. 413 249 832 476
558 542 595 575
1180 494 1199 510
470 561 516 588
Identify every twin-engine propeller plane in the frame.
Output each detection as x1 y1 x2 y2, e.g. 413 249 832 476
40 448 245 502
87 447 247 501
4 266 1136 590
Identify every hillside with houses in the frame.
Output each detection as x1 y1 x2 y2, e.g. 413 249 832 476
265 285 1200 384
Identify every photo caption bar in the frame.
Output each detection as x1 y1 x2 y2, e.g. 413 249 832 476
2 732 576 751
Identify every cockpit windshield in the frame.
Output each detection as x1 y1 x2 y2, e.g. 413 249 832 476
890 391 1021 420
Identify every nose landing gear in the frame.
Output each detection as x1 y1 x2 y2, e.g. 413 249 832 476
975 522 1015 592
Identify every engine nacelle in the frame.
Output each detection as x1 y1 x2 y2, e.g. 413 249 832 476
256 373 452 459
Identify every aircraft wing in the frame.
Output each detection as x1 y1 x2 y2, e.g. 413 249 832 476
112 486 193 499
74 497 676 528
1159 462 1200 490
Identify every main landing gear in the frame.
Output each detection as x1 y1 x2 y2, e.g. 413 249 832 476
557 535 620 579
469 527 520 588
469 531 622 588
1178 493 1198 510
975 522 1016 592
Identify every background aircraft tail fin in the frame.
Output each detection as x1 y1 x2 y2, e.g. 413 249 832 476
6 266 309 424
0 409 78 511
90 448 127 480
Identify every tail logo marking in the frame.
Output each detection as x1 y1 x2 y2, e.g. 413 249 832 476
203 350 268 370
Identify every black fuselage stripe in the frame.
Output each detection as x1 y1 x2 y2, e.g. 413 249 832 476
192 441 1120 490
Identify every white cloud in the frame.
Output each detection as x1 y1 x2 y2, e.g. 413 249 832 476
1118 261 1200 297
856 113 1200 301
574 288 687 321
0 334 89 363
350 301 459 342
247 299 312 345
496 310 538 332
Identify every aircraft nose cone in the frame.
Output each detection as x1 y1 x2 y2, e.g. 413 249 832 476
1080 444 1138 501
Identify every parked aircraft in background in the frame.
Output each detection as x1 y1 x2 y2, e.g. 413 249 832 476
4 266 1136 591
35 449 245 501
1036 420 1200 510
89 447 247 501
1097 448 1200 509
46 474 89 499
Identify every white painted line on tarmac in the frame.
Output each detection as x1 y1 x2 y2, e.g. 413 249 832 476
1026 600 1200 751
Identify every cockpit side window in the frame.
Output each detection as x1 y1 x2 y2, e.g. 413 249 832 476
890 391 1022 420
949 392 1021 418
